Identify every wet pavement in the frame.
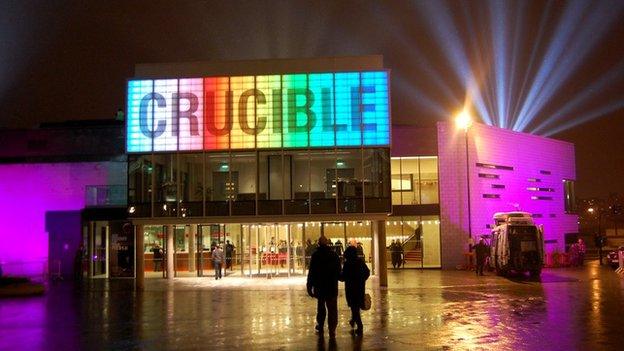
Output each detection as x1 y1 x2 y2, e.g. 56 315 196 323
1 261 624 351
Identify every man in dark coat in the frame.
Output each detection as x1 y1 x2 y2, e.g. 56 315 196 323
307 235 341 338
390 240 400 268
225 240 235 270
474 238 489 276
340 246 370 336
152 244 163 272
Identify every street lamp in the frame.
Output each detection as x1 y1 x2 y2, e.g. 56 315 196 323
455 110 473 132
455 110 473 240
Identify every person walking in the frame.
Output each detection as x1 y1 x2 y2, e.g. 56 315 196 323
340 246 370 336
213 245 224 280
306 235 341 339
474 238 489 276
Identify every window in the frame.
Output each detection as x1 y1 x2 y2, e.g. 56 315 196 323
400 157 420 205
130 147 390 217
391 158 402 205
563 179 576 213
230 152 256 215
363 149 390 212
258 151 284 215
337 149 363 213
310 150 337 214
153 154 177 217
205 153 230 216
179 153 203 217
128 154 152 217
390 156 439 205
392 174 413 191
285 151 310 214
419 157 439 204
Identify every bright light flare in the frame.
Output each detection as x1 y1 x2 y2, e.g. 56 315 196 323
455 110 473 131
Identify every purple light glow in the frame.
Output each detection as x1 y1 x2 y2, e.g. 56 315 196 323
0 163 119 277
437 122 577 268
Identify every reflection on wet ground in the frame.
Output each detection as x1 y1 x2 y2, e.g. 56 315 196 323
1 261 623 350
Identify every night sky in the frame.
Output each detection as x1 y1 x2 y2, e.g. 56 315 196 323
1 1 622 198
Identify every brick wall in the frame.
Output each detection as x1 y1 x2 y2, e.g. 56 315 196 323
0 162 126 277
437 121 578 269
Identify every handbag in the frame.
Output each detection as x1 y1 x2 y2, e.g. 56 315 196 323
361 293 372 311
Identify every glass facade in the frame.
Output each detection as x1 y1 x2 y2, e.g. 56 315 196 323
129 148 391 217
390 156 439 205
140 221 374 278
385 216 441 268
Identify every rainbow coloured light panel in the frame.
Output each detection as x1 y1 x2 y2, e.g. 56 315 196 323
126 71 389 152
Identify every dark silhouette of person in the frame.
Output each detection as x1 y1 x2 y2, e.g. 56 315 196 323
152 244 163 272
334 239 344 257
356 242 365 262
340 246 370 336
225 240 235 270
390 240 400 268
304 238 317 269
307 235 341 339
474 238 489 276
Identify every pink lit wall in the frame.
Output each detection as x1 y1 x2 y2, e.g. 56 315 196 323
0 162 126 277
437 121 577 269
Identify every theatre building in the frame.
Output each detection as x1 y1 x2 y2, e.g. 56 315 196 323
0 56 578 286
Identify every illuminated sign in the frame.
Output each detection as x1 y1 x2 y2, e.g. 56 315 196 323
126 71 389 152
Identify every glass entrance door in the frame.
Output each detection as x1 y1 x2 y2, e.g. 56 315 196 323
196 225 209 277
290 223 305 276
238 223 306 278
257 224 289 277
90 222 108 278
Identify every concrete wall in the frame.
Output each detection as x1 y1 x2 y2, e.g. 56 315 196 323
391 125 438 157
437 121 578 269
0 161 126 277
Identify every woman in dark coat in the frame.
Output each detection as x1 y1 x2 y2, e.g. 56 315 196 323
340 246 370 335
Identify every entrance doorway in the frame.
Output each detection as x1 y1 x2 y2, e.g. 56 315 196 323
140 221 373 279
240 223 306 277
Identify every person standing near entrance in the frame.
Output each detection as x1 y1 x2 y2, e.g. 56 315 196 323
307 235 341 339
225 240 235 270
356 242 365 262
389 240 399 268
152 243 163 272
474 238 489 276
213 245 224 280
340 246 370 336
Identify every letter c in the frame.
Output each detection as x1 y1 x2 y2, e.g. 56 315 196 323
139 93 166 138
